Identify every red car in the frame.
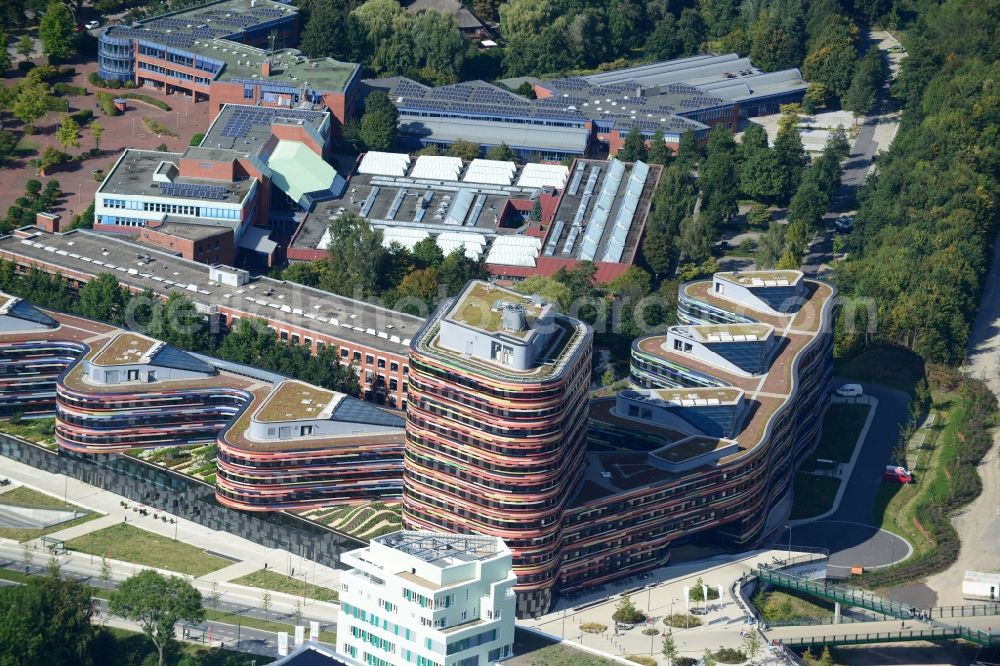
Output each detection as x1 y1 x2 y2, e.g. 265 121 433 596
883 465 913 484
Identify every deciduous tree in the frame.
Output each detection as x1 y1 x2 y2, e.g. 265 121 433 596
38 2 75 60
55 114 80 151
108 570 204 666
359 92 398 152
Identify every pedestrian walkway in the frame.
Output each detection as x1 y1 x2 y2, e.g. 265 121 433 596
44 513 120 542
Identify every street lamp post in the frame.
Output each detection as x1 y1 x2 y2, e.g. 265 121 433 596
786 525 792 561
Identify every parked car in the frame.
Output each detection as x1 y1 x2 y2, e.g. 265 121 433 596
833 215 854 232
835 383 863 397
883 465 913 484
85 19 101 29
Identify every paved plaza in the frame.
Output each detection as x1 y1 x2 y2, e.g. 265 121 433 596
521 550 815 664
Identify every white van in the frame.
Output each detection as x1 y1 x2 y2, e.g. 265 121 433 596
835 383 863 397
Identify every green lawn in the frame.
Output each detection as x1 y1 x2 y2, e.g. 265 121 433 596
0 484 75 510
506 628 619 666
0 485 102 542
65 523 230 576
0 418 58 447
753 588 834 623
790 473 841 519
811 404 871 465
231 569 338 602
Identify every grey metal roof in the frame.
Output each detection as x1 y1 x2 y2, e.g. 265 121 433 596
0 230 424 355
398 115 590 153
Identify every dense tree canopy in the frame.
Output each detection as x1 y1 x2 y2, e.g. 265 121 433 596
359 92 398 152
836 0 1000 364
0 574 94 666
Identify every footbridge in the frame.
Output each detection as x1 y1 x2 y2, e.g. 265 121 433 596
752 565 1000 648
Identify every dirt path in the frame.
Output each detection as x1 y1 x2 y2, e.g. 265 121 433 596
923 229 1000 605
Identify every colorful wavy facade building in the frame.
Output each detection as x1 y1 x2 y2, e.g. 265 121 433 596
0 296 407 511
559 270 835 599
0 296 103 418
403 281 593 617
401 272 834 617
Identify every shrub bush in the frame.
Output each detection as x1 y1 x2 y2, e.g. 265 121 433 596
627 657 656 666
675 659 697 666
189 132 204 146
712 648 747 664
142 117 176 137
22 125 39 135
0 130 17 165
663 613 702 628
122 92 170 111
96 92 119 115
580 622 607 634
54 82 87 97
71 109 94 125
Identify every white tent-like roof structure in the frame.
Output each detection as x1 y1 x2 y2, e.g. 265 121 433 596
410 155 463 181
485 235 542 267
358 151 411 178
517 163 569 190
462 159 516 186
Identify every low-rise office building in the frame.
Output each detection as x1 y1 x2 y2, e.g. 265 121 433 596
94 102 345 268
97 0 360 127
0 229 422 408
339 531 516 666
290 154 659 283
365 53 806 159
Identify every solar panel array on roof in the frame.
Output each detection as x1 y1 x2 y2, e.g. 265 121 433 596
150 344 217 375
219 106 323 139
579 159 625 261
410 155 463 181
601 160 649 263
159 182 229 200
463 159 515 186
358 151 410 178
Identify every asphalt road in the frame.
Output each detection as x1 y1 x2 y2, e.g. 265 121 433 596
785 381 913 576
